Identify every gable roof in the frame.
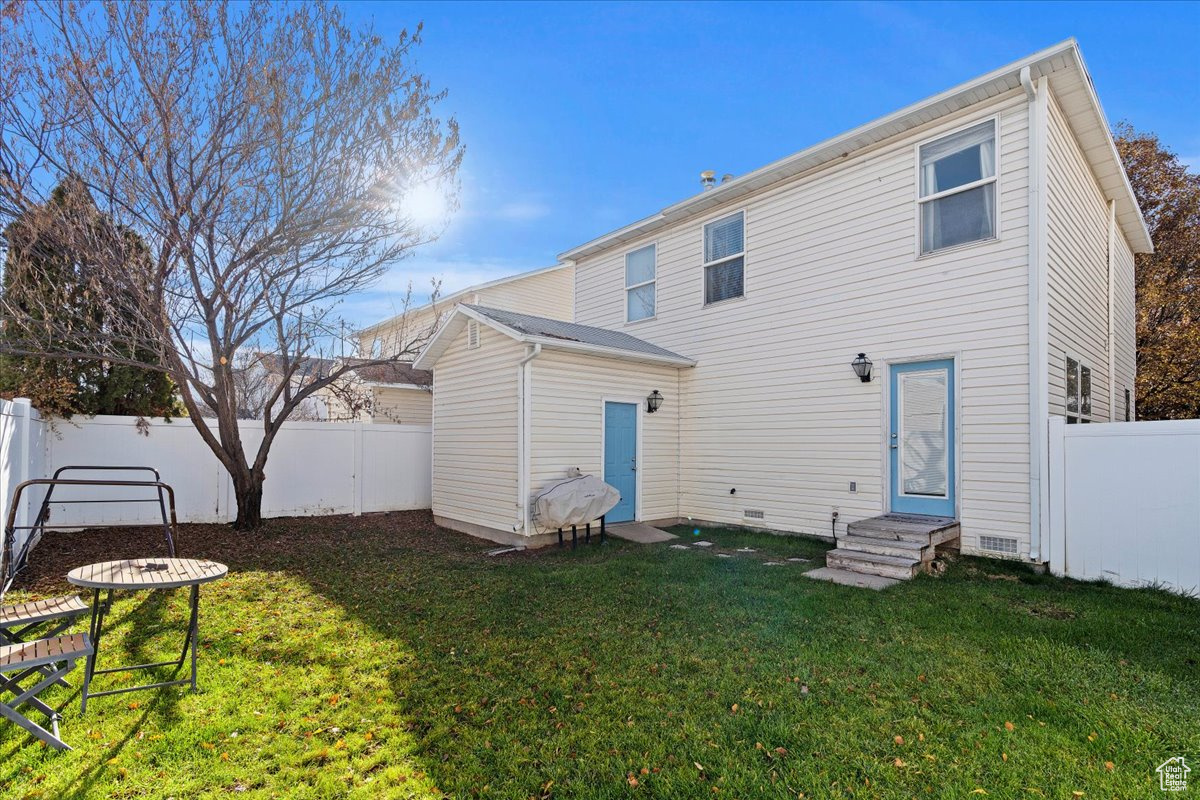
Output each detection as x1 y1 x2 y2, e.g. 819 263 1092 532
559 39 1152 262
360 263 571 338
413 304 696 370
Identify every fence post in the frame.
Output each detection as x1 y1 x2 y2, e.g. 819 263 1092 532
11 398 34 537
352 422 364 516
1047 416 1067 576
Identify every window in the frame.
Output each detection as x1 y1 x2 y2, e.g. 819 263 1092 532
703 211 745 304
1066 357 1092 423
625 243 656 322
919 120 997 254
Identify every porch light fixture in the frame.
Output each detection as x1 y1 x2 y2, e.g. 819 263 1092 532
851 353 873 383
646 390 663 413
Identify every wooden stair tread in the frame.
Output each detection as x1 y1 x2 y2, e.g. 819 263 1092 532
827 548 921 568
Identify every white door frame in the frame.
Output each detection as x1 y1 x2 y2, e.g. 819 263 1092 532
879 350 963 517
600 396 643 522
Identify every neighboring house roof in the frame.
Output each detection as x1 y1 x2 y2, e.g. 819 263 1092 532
414 305 696 370
559 39 1152 261
359 263 571 339
253 353 430 387
344 359 431 388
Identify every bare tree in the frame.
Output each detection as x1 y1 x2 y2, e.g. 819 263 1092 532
0 1 461 528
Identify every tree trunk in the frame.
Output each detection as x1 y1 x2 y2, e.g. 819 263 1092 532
231 471 265 530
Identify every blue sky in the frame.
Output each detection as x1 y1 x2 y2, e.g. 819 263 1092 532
339 1 1200 327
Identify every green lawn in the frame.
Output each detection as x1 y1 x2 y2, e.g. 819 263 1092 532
2 512 1197 799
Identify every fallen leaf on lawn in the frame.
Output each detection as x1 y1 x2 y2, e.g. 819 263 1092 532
731 704 738 713
1002 753 1008 762
1087 732 1097 742
627 774 638 787
775 747 787 756
894 735 904 745
695 762 706 772
1004 721 1014 731
918 733 925 742
1072 793 1084 798
1104 761 1114 771
970 790 988 795
893 758 906 767
640 767 649 775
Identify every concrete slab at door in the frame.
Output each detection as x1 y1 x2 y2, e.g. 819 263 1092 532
603 402 638 523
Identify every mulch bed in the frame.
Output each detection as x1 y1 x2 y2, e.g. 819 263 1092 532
10 509 453 596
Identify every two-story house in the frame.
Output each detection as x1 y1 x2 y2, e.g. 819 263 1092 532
414 40 1151 578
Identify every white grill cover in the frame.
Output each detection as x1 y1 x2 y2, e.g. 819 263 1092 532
534 475 620 529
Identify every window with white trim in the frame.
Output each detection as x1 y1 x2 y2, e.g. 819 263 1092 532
918 120 997 254
625 243 656 322
703 211 745 304
1066 356 1092 423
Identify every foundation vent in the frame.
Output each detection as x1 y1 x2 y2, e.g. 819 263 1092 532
979 535 1019 555
743 509 765 520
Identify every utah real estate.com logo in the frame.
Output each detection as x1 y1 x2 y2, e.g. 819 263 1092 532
1157 756 1190 792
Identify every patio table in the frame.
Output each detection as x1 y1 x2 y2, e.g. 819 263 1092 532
67 558 227 712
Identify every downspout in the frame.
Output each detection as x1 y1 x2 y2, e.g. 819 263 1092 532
1107 200 1117 421
515 343 542 534
1022 66 1050 563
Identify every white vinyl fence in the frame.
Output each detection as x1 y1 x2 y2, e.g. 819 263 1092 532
0 398 431 554
1048 417 1200 595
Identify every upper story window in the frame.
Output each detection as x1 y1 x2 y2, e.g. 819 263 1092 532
703 211 745 305
625 243 656 322
1066 356 1092 423
919 119 997 254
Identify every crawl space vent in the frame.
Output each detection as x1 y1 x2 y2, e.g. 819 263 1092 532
743 509 765 520
467 320 480 349
979 535 1019 555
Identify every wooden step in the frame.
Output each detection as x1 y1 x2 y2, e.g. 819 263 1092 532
838 534 932 561
846 515 960 546
825 548 921 580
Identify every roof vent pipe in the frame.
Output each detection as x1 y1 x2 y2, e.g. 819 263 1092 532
700 170 716 190
721 173 734 184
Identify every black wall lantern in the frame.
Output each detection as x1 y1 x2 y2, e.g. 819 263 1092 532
646 389 663 413
851 353 873 383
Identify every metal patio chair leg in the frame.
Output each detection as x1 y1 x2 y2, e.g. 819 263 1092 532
0 656 81 751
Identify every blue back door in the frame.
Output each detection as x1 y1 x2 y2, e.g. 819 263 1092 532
603 402 638 522
889 359 956 517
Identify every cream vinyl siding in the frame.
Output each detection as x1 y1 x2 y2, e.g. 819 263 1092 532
431 324 524 535
574 91 1033 556
479 266 575 321
528 351 680 530
1045 91 1128 421
371 386 433 425
1112 234 1137 420
360 266 575 357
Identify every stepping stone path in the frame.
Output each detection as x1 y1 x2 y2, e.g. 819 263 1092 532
787 557 811 563
669 544 691 550
692 541 714 548
763 561 785 566
736 547 757 553
718 553 733 558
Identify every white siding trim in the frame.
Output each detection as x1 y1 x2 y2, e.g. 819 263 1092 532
1028 75 1050 563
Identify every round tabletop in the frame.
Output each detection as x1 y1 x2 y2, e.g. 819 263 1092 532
67 558 228 590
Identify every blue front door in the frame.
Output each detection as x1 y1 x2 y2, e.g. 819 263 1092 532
889 359 956 517
603 402 638 522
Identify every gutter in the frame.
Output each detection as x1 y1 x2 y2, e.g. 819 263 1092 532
515 343 542 534
1107 199 1117 420
1023 66 1051 563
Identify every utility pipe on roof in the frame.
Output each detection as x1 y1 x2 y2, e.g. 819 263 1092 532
514 343 542 533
